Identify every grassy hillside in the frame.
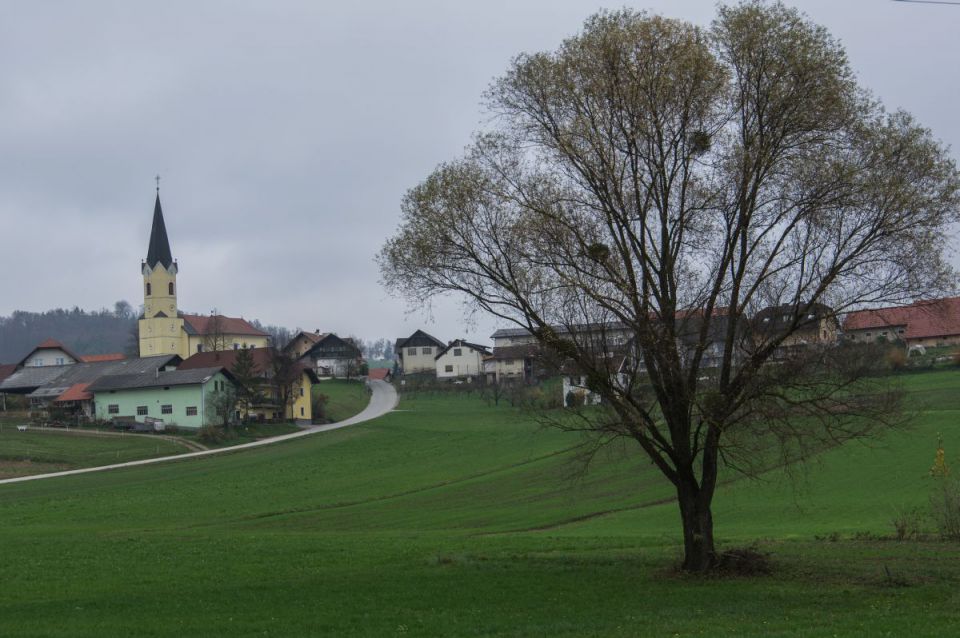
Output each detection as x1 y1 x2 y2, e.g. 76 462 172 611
1 371 959 636
0 425 189 479
314 379 370 422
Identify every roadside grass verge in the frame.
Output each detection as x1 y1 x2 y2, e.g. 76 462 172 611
0 427 187 479
314 378 369 422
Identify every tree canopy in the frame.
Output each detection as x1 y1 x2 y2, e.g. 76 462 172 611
379 1 960 571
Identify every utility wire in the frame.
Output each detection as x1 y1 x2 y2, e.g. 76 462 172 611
893 0 960 6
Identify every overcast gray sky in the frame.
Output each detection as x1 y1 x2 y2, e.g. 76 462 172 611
1 0 957 344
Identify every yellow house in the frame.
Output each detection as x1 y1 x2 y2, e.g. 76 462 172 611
178 348 317 424
138 192 270 358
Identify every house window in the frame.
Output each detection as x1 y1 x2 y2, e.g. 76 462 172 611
136 406 148 416
300 406 305 416
299 387 304 397
197 344 204 353
233 343 240 350
186 406 198 416
407 348 417 355
168 282 174 295
505 359 515 365
445 365 454 372
146 283 152 296
161 405 173 415
453 349 462 356
108 404 119 415
422 347 432 355
55 357 65 365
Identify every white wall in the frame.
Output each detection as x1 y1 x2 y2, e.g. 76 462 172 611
28 348 76 367
401 346 439 374
436 346 484 378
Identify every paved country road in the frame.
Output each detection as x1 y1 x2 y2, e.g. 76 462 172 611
0 379 399 486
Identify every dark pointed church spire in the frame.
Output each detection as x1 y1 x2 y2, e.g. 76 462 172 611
146 191 174 270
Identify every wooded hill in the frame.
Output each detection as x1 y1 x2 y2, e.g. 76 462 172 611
0 304 294 364
0 306 137 363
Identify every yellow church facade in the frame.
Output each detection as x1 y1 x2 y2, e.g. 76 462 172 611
138 193 269 358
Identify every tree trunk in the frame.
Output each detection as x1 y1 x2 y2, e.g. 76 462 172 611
677 479 717 572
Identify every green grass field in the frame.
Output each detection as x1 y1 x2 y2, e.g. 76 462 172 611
1 371 959 636
0 425 189 479
315 378 370 422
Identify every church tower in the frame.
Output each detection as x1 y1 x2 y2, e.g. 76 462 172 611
138 191 187 358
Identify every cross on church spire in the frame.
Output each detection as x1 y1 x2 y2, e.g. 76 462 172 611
155 174 161 193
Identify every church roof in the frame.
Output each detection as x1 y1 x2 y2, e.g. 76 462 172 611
146 193 174 270
181 314 269 337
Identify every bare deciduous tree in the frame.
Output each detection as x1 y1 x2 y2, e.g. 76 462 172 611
379 2 960 572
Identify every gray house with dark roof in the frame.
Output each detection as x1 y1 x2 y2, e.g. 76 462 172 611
0 355 183 419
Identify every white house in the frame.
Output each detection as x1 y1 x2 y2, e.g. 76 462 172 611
435 340 491 380
395 330 445 375
18 338 80 367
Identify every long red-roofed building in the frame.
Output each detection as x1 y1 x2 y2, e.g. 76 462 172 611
842 297 960 347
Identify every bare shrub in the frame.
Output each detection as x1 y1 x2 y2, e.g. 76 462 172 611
891 506 923 541
930 479 960 541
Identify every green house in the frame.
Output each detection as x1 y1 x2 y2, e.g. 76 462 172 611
88 367 239 429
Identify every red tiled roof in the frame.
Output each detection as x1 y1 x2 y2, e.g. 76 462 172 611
37 338 65 349
179 348 312 379
368 368 391 380
54 383 92 403
182 314 269 337
843 297 960 340
80 353 127 363
180 347 274 373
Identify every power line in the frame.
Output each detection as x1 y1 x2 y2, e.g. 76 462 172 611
893 0 960 5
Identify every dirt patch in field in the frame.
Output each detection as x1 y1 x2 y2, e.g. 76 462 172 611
0 459 72 479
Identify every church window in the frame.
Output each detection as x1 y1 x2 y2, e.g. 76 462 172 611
136 406 148 416
299 387 304 397
300 406 305 416
146 283 152 296
161 405 173 415
168 282 174 295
